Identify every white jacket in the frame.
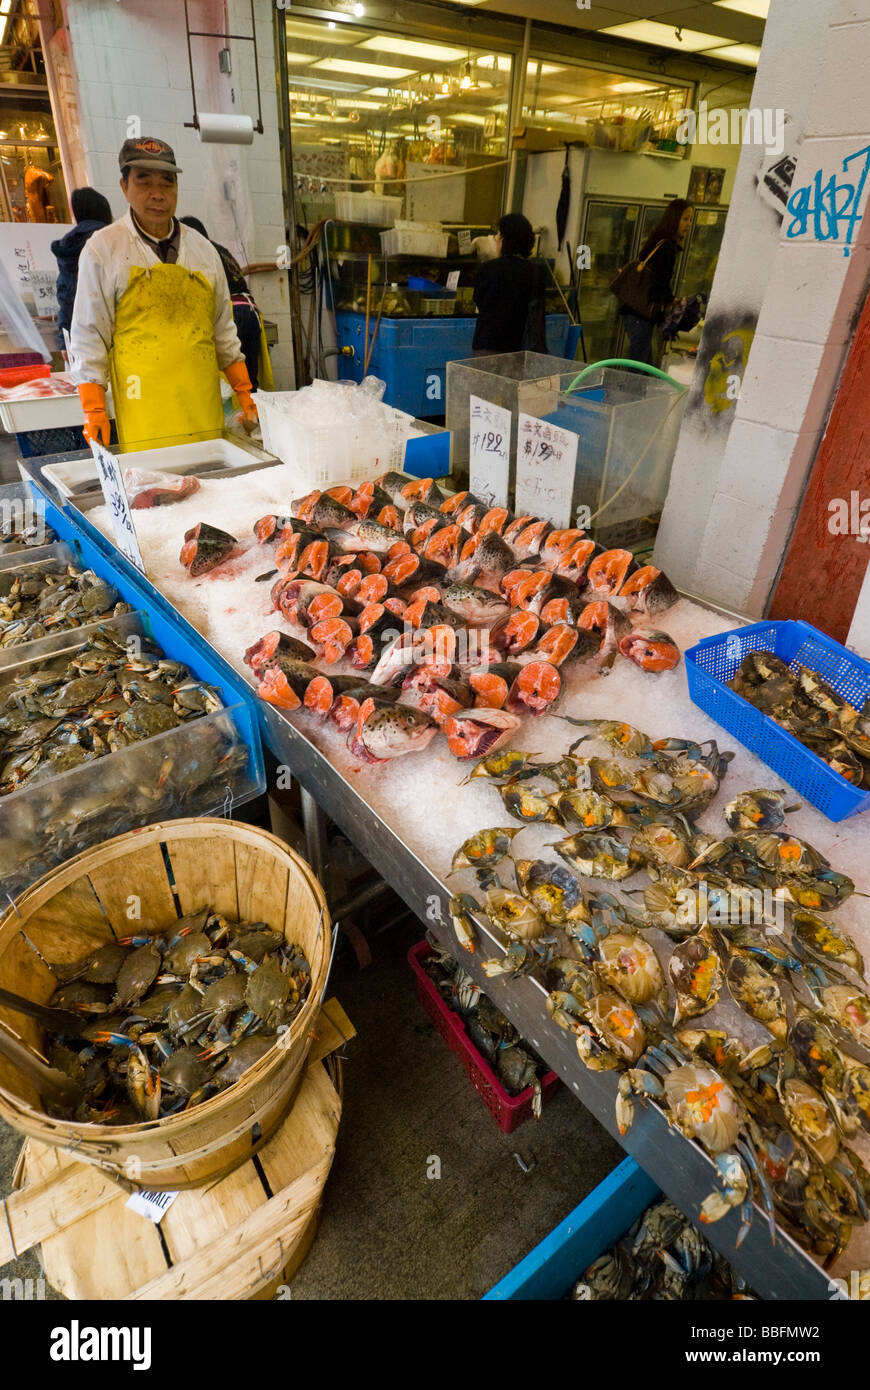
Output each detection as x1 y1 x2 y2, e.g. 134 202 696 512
70 209 243 387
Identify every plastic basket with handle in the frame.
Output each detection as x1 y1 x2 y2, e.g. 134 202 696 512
685 618 870 822
407 941 561 1132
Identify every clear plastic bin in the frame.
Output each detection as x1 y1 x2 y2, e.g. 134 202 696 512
446 350 582 496
0 481 55 557
381 226 449 258
0 614 262 898
335 191 403 227
255 386 413 493
547 367 687 546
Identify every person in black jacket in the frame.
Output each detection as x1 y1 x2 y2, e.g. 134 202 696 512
179 215 263 390
472 213 547 355
620 199 693 367
51 187 113 341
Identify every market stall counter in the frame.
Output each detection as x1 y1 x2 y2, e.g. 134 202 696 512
19 451 868 1301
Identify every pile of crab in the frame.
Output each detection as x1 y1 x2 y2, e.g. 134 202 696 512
447 717 870 1265
40 905 311 1124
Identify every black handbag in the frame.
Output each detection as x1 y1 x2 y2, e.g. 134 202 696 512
609 240 666 320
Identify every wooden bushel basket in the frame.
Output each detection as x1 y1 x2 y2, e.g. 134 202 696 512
0 818 331 1191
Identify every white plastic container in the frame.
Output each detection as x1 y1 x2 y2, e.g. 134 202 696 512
335 191 403 227
380 222 449 258
42 436 274 500
256 387 413 492
0 375 115 434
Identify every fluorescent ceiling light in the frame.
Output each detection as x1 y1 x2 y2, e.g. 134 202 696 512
284 18 355 43
452 114 487 125
363 87 392 96
335 98 384 109
601 21 730 52
312 57 416 79
714 0 769 16
477 56 563 75
702 43 761 65
357 37 467 62
291 76 368 93
610 80 658 93
285 53 313 65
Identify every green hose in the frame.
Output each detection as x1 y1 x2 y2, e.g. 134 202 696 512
566 357 686 393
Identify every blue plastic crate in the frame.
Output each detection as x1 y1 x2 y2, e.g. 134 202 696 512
484 1157 659 1300
685 619 870 822
16 421 119 457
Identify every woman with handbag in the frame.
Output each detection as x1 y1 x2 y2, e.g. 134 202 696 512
613 200 693 366
472 213 548 355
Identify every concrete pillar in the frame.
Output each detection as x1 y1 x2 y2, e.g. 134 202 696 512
655 0 864 612
61 0 293 387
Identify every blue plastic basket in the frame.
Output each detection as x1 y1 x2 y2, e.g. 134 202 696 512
484 1157 660 1300
685 619 870 822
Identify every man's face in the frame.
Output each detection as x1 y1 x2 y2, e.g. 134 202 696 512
120 167 178 231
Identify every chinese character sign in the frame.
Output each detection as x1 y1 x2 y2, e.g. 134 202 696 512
91 441 145 573
514 413 578 527
469 395 511 509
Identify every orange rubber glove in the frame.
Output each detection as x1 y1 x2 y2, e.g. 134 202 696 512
78 382 111 447
225 360 258 433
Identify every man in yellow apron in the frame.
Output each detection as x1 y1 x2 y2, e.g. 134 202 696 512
70 137 257 453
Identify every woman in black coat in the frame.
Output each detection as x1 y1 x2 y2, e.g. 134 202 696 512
620 199 693 367
472 213 547 355
51 188 113 341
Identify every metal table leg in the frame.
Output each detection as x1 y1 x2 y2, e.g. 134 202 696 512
300 785 328 887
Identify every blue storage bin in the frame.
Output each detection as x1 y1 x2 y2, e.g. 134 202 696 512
685 618 870 822
336 311 570 418
484 1157 659 1300
405 427 450 478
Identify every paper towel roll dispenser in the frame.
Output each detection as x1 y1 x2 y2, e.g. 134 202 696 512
183 0 264 140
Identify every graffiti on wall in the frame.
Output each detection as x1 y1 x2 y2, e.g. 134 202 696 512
687 310 757 428
785 143 870 256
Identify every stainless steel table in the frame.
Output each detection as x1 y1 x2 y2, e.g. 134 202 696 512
21 453 836 1300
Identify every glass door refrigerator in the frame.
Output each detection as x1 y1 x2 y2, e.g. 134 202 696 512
580 197 701 360
577 199 642 365
676 206 727 299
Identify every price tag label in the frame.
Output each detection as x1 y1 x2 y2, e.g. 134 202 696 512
91 440 146 573
29 270 58 318
469 395 511 509
445 269 460 292
457 228 472 254
514 412 578 528
126 1189 179 1224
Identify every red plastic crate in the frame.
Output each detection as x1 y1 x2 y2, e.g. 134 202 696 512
0 364 50 388
408 940 561 1133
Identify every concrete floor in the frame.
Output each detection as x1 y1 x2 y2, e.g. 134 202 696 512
0 918 622 1301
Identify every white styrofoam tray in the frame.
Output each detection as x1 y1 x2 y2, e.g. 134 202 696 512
42 435 277 500
0 378 115 434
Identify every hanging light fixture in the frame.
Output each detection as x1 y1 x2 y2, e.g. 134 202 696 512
460 62 472 90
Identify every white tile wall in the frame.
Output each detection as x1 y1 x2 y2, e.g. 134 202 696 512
657 0 870 623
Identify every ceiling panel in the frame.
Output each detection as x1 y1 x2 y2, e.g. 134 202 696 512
652 5 765 41
456 0 766 51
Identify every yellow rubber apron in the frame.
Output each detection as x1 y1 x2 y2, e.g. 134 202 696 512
108 262 224 453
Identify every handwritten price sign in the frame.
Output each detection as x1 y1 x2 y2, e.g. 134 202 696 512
29 270 58 318
91 440 145 573
469 395 511 509
514 412 578 528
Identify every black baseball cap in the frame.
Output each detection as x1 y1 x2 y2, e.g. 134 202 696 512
118 137 182 175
